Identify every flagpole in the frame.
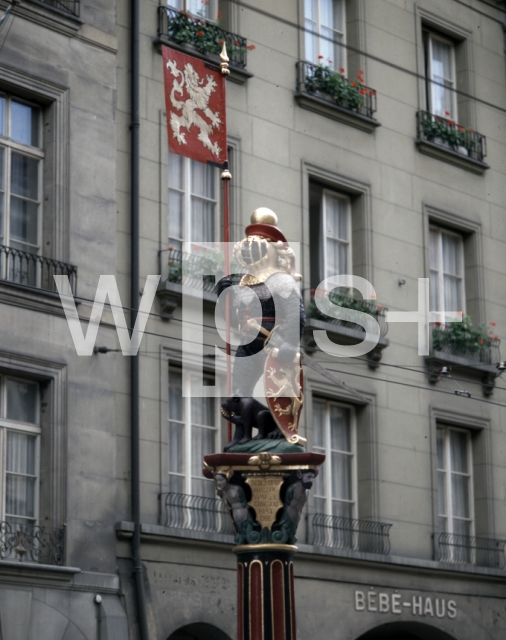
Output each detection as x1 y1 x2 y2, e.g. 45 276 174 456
220 43 233 443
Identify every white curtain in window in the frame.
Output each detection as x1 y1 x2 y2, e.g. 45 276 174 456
437 427 472 537
429 228 464 314
431 38 454 117
6 431 36 523
324 192 349 278
304 0 344 70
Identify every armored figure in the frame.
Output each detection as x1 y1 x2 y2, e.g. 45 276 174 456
218 209 306 450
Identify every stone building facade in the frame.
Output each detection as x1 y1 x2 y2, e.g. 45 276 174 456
0 0 505 639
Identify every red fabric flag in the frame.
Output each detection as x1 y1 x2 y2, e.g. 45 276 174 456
162 45 227 165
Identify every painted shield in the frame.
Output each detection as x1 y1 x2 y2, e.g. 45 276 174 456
162 45 227 165
264 352 306 446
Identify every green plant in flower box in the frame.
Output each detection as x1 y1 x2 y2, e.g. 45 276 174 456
304 61 370 112
432 314 497 354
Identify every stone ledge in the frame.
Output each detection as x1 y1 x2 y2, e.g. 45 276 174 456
156 279 217 320
115 521 506 580
0 281 71 317
294 92 381 133
1 0 82 38
304 316 389 368
425 352 499 397
0 559 80 588
416 139 489 174
115 521 234 546
153 38 254 85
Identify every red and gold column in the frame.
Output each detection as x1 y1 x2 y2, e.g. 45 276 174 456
235 545 297 640
203 452 324 640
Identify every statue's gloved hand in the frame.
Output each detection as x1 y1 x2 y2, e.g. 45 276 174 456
275 341 299 364
216 276 232 297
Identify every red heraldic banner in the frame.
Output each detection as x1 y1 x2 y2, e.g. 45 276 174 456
162 45 227 165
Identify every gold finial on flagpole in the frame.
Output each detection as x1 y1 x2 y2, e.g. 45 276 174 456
220 41 230 76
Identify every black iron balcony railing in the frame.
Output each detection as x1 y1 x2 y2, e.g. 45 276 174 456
35 0 80 17
158 6 248 69
306 289 388 338
435 532 506 569
0 244 77 295
296 61 377 120
160 492 235 535
311 514 392 554
162 247 222 294
431 325 501 365
0 522 65 565
417 111 487 162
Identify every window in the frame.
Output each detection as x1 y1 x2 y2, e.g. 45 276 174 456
168 0 217 21
0 95 43 283
313 398 356 518
168 153 219 251
437 425 474 538
168 368 219 498
304 0 346 72
424 31 456 118
309 183 351 287
0 376 40 529
429 226 465 316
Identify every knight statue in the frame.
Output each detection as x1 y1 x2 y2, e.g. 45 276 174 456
217 208 306 453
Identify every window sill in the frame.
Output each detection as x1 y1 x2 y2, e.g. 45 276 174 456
416 139 489 175
157 279 217 320
153 38 254 85
303 316 389 368
426 351 499 397
294 91 381 133
1 0 82 38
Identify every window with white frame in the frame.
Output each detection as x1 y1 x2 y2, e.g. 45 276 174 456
313 398 356 519
424 31 457 119
0 375 40 530
0 95 43 277
168 153 219 252
168 0 217 21
437 425 474 538
429 226 465 316
304 0 346 72
168 368 219 498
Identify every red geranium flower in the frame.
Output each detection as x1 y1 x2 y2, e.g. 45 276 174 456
444 111 451 116
318 55 324 59
217 11 221 19
247 44 256 50
490 321 497 326
339 67 345 73
196 31 204 36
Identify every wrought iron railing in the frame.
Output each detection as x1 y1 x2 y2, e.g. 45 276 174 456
34 0 80 17
162 248 222 294
435 532 506 569
0 244 77 295
296 61 377 119
160 492 235 535
311 514 392 554
417 111 486 162
0 522 65 565
158 6 248 69
306 290 388 338
431 327 500 365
